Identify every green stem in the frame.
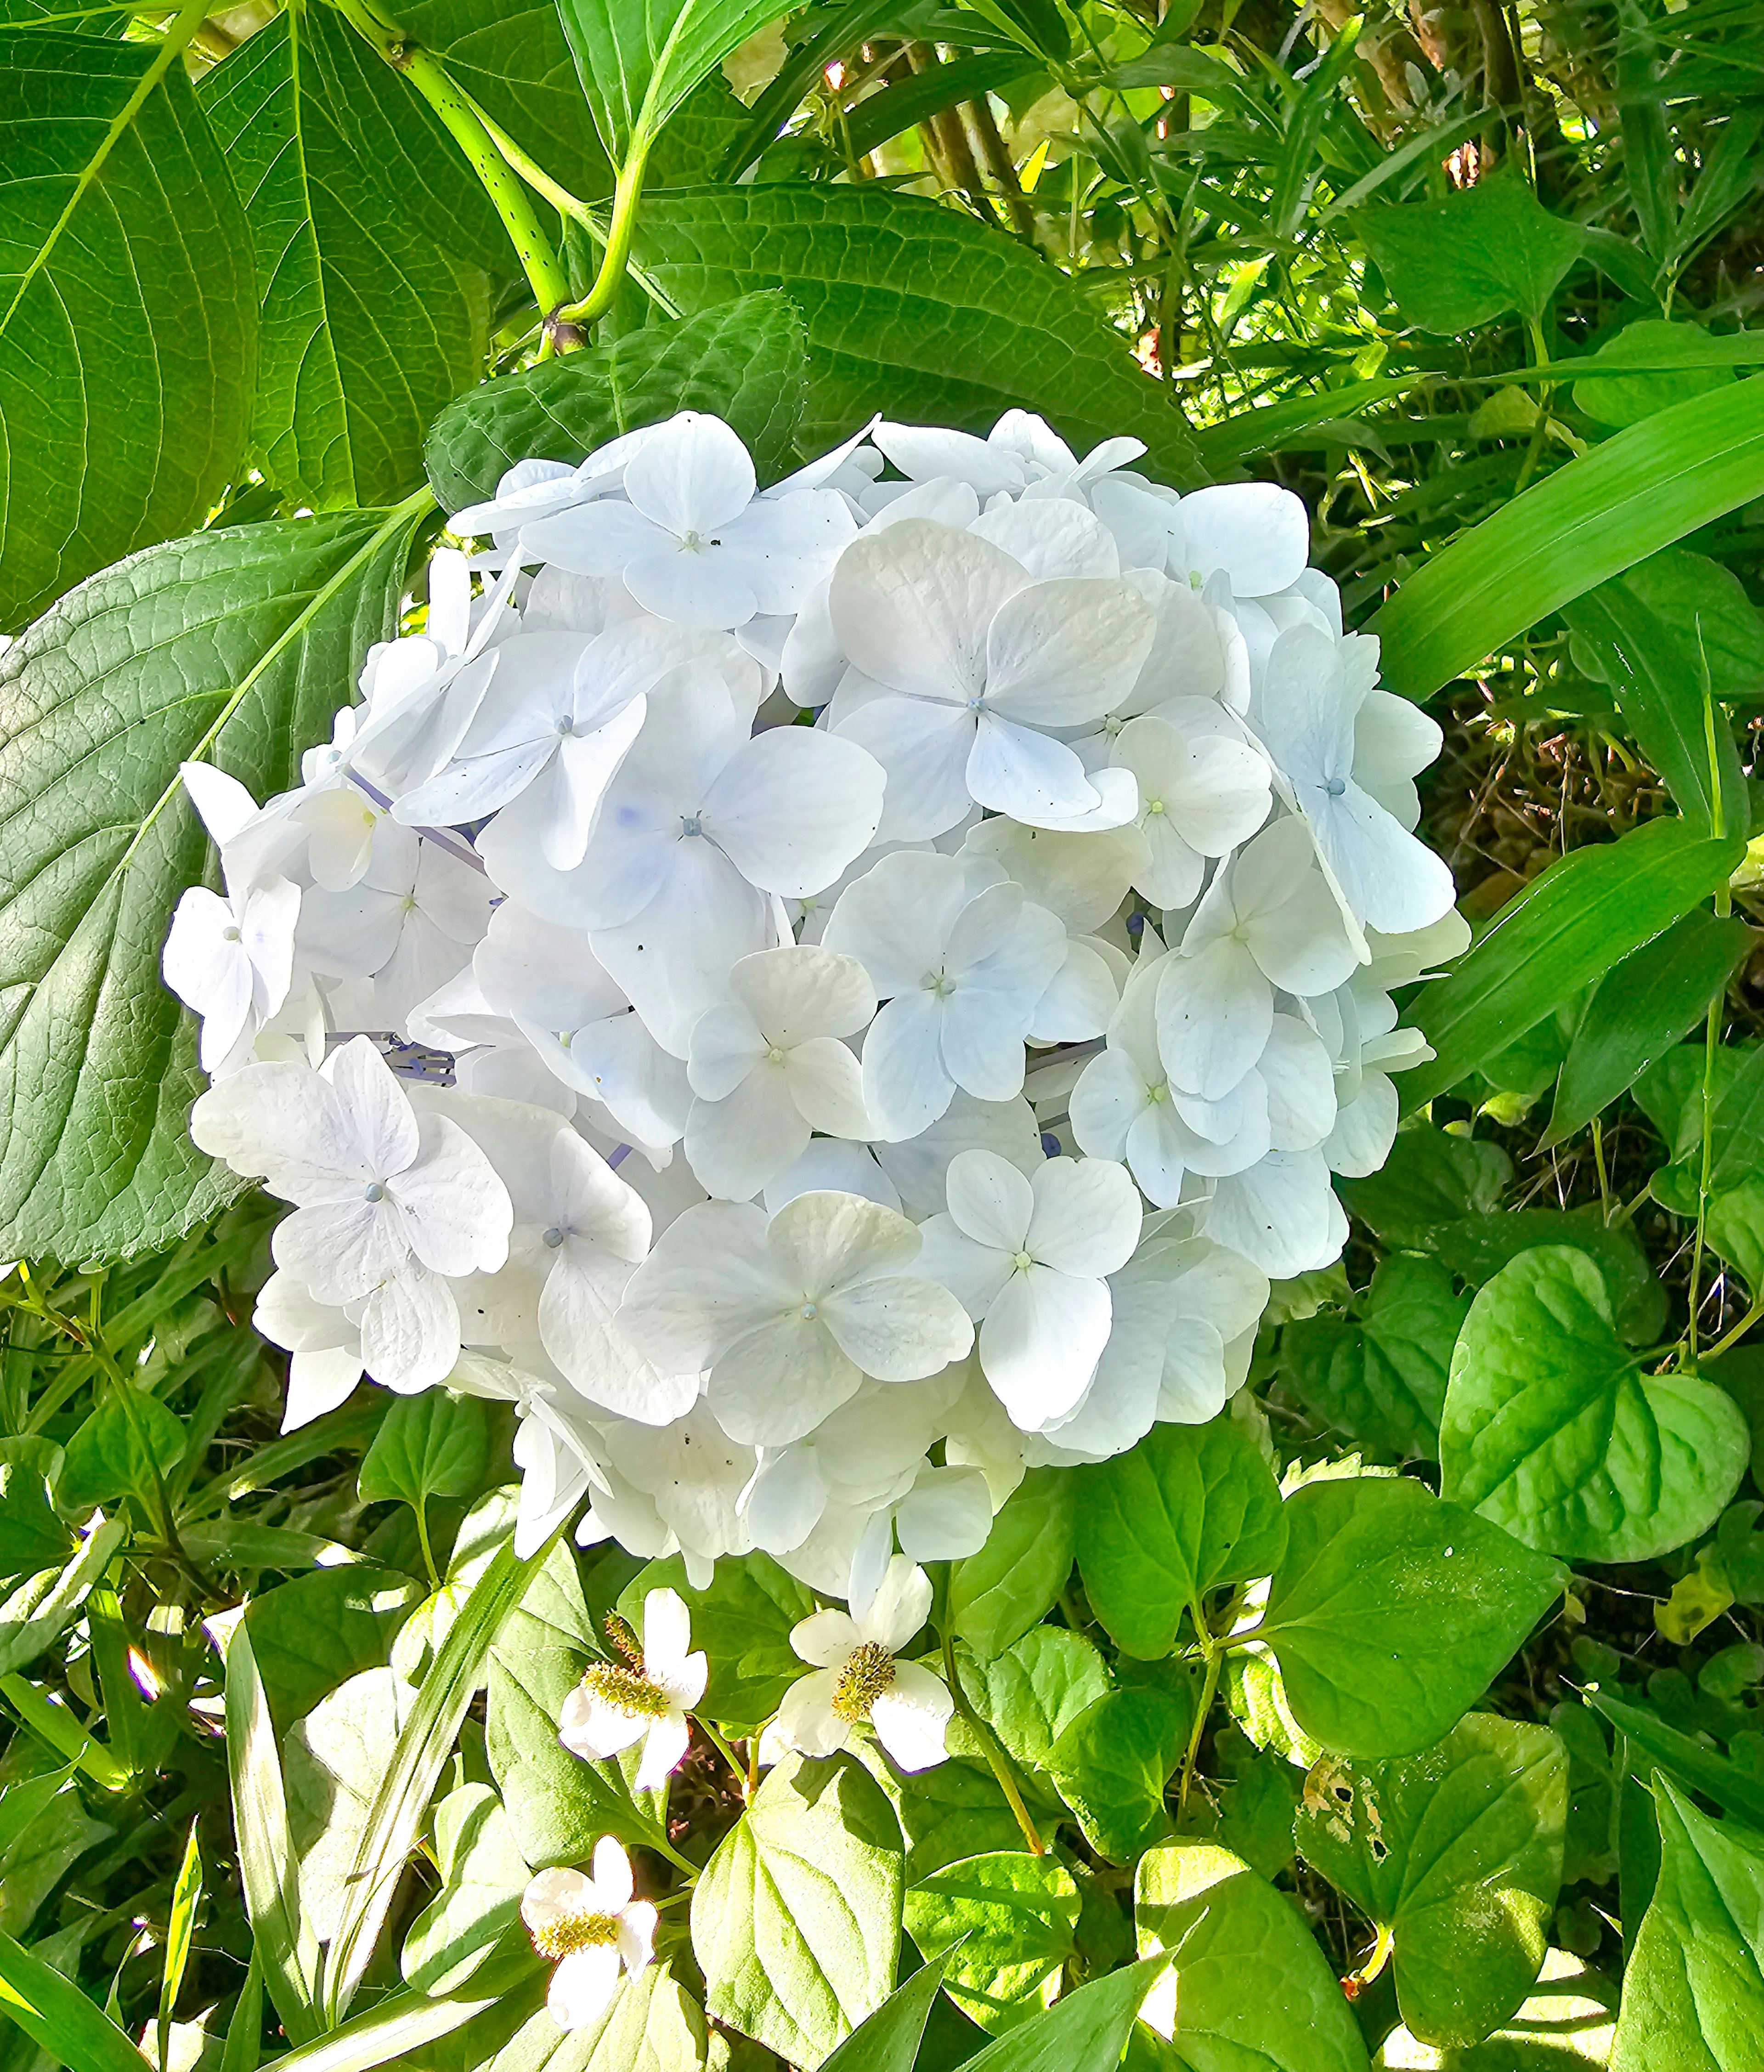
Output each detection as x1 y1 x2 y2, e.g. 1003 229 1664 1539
324 0 572 325
469 99 597 227
413 1502 440 1591
557 152 649 330
1349 1919 1395 1993
696 1718 748 1799
1706 1298 1764 1363
942 1629 1044 1855
1176 1601 1222 1820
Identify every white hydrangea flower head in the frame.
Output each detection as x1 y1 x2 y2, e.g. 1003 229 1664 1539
165 404 1459 1609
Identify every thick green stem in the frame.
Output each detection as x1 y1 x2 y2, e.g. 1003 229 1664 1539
325 0 573 327
1176 1600 1222 1819
557 153 649 330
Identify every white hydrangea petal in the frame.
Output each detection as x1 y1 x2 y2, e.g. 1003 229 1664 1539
980 1266 1111 1427
1025 1157 1142 1279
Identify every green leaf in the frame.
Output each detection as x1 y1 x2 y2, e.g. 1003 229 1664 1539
1296 1715 1567 2048
631 186 1201 485
0 26 256 630
0 497 427 1267
1544 910 1752 1148
948 1468 1075 1661
489 1535 659 1868
1046 1686 1189 1865
690 1750 904 2069
159 1818 204 2064
1573 318 1737 429
1374 1949 1617 2069
868 1754 1032 1883
1402 817 1744 1109
251 1951 540 2072
57 1391 185 1512
0 1921 155 2072
1339 1127 1512 1248
215 1613 321 2046
1355 172 1583 332
483 1962 708 2070
0 1445 72 1577
198 9 490 510
958 1626 1112 1779
1074 1419 1287 1659
1442 1246 1750 1562
399 1783 530 1996
243 1565 424 1735
616 1549 814 1732
1257 1475 1565 1759
0 1516 126 1682
1428 1205 1667 1347
1203 1728 1299 1883
426 292 807 511
1282 1256 1469 1461
1135 1840 1369 2071
904 1851 1080 2035
1583 1687 1764 1833
1582 544 1764 706
1370 374 1764 702
1560 579 1748 839
959 1953 1170 2072
322 1534 557 2023
816 1952 950 2072
358 1390 493 1514
1612 1781 1764 2071
557 0 785 166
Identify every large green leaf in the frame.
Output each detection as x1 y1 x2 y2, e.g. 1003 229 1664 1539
1543 910 1752 1148
1296 1715 1566 2048
1134 1841 1368 2071
1046 1686 1189 1865
0 1923 155 2072
947 1468 1075 1662
0 25 257 629
1583 1688 1764 1834
1355 173 1584 333
631 186 1202 483
426 293 808 511
1281 1255 1467 1461
690 1750 904 2068
557 0 786 166
959 1626 1112 1783
1402 817 1744 1110
1371 374 1764 701
199 8 491 510
1442 1247 1749 1562
1256 1476 1565 1759
904 1851 1080 2035
0 497 427 1266
1074 1418 1287 1659
1612 1782 1764 2071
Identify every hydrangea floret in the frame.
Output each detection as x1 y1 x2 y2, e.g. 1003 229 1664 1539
166 405 1462 1613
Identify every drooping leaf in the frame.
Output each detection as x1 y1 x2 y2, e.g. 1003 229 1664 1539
948 1468 1076 1661
1296 1715 1567 2048
1281 1255 1469 1461
1354 172 1584 332
904 1851 1080 2035
1544 910 1752 1147
1441 1246 1749 1562
0 27 257 629
1074 1418 1287 1659
1612 1782 1764 2071
630 186 1201 484
1256 1475 1565 1759
1402 817 1745 1109
1370 374 1764 702
426 293 808 511
1046 1686 1189 1865
1134 1841 1369 2072
0 498 427 1266
481 1961 708 2070
358 1390 494 1515
198 9 491 511
557 0 789 166
690 1750 904 2068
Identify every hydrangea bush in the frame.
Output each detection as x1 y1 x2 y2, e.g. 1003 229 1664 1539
163 406 1462 1605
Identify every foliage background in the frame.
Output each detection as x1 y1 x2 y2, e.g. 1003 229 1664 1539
5 0 1764 2064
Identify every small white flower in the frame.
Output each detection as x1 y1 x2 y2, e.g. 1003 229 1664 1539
1109 713 1271 909
523 1839 656 2031
558 1587 707 1791
768 1557 951 1771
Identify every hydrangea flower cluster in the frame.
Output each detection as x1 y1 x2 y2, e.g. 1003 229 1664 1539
164 408 1464 1599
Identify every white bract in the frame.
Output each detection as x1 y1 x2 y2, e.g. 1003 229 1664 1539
167 406 1457 1618
523 1839 656 2031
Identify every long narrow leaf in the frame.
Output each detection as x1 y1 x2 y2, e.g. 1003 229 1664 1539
320 1533 553 2022
1370 374 1764 700
961 1953 1170 2072
819 1951 954 2072
0 1925 148 2072
213 1615 320 2044
257 1954 539 2072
